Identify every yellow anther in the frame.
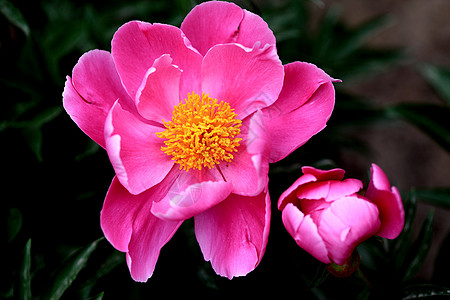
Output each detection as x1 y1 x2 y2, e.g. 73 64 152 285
156 92 242 171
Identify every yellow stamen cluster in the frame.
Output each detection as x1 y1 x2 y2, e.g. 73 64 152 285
156 92 242 172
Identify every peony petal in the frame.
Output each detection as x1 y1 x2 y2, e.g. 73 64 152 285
366 164 405 239
111 21 202 101
180 1 275 57
63 50 132 147
236 9 276 48
319 196 380 265
282 203 331 263
298 198 331 215
100 176 183 282
302 166 345 181
277 173 318 210
201 43 284 120
127 203 183 282
296 179 363 201
180 1 242 56
220 111 270 196
100 177 141 252
136 54 182 123
105 100 173 195
151 168 232 221
264 62 336 163
195 190 270 279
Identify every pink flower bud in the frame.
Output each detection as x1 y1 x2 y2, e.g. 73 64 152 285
278 164 404 265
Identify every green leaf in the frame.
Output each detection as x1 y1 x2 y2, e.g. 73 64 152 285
392 193 417 269
7 106 62 162
76 251 124 299
314 4 341 59
6 208 22 243
386 104 450 152
411 188 450 210
418 63 450 105
42 238 103 300
403 284 450 299
334 15 391 60
309 263 330 289
401 210 434 282
0 0 30 36
19 239 32 300
88 291 104 300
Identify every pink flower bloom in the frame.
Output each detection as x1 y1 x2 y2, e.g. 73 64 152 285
63 1 336 281
278 164 404 265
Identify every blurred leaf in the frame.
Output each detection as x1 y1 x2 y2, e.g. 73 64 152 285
402 284 450 299
334 15 391 61
23 106 62 162
314 4 341 59
356 288 371 300
309 263 330 289
6 208 22 243
76 251 124 299
339 49 403 80
18 239 32 300
392 193 417 270
88 291 104 300
1 106 62 161
42 238 103 300
386 104 450 152
418 63 450 105
401 210 434 282
401 192 417 239
411 188 450 210
0 0 30 36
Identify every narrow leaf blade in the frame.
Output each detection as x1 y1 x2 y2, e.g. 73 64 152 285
18 239 32 300
43 238 103 300
411 188 450 210
401 211 434 282
418 63 450 105
0 0 30 36
403 284 450 299
386 104 450 152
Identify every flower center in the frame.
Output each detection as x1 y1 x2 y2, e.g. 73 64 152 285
156 92 242 172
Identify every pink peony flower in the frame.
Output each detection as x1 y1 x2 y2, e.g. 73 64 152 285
63 1 336 281
278 164 405 265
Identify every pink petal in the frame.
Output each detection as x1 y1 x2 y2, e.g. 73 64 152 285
366 164 405 239
180 1 275 57
264 62 336 163
236 9 276 48
296 179 363 201
136 54 182 123
127 203 183 282
220 111 270 196
195 190 271 279
180 1 242 56
150 168 233 221
299 198 331 215
319 196 381 265
100 177 140 252
201 43 284 120
63 50 132 147
278 173 318 210
100 176 183 282
111 21 202 101
302 166 346 181
282 203 331 263
104 100 174 195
